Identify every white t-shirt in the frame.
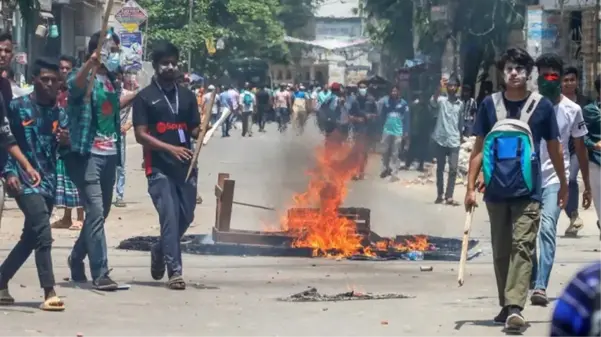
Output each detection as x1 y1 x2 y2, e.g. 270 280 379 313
203 92 219 115
540 96 588 187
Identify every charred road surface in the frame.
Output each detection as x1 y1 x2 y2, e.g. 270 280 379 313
0 120 599 336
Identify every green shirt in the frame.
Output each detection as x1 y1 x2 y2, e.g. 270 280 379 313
583 102 601 166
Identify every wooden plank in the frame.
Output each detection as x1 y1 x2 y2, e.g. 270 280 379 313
214 173 230 229
212 227 294 246
217 179 235 232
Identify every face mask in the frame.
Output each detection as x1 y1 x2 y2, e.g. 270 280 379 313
358 88 367 96
537 74 561 100
105 52 120 73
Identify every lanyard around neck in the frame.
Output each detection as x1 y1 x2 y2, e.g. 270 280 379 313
154 79 179 115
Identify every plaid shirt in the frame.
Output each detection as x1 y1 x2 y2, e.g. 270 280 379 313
64 69 122 163
3 94 67 197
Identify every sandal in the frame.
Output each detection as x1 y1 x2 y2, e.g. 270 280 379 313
51 218 71 229
39 296 65 312
0 289 14 305
68 221 83 231
166 275 186 290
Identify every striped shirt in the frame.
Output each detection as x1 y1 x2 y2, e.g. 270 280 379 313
551 262 601 336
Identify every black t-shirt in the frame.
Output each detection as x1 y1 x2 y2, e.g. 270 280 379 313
132 82 200 180
255 89 270 106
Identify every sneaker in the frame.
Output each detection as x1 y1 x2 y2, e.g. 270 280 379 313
531 289 549 306
493 307 508 325
67 255 88 283
93 273 119 291
505 307 526 332
114 199 126 208
564 213 584 236
379 169 391 179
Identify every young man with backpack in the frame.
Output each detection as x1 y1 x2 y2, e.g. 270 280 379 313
239 82 255 137
464 47 567 331
530 54 592 307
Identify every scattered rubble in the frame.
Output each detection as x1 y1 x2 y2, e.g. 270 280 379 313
458 136 476 178
419 266 433 272
279 287 414 302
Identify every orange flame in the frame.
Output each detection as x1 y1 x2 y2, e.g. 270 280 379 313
282 133 431 257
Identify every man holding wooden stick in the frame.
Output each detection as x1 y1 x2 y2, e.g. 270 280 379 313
64 30 136 291
464 47 566 332
132 41 200 290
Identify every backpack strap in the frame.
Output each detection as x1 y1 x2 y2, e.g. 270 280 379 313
519 92 542 124
492 92 507 120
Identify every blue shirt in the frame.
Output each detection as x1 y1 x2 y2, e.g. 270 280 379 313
294 91 309 99
473 93 559 202
380 97 410 137
219 91 231 110
551 262 600 336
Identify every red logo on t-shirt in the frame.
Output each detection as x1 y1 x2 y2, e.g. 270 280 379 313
156 122 187 134
101 101 113 115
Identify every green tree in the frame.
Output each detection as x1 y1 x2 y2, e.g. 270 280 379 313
138 0 287 77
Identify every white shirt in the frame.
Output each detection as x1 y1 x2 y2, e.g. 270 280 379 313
238 90 256 112
540 96 588 187
203 92 219 115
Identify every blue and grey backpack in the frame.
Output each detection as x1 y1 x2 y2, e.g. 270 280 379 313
482 92 542 199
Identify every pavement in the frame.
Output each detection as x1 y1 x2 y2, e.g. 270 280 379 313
0 117 599 336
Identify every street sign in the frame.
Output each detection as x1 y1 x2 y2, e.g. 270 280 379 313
115 0 148 33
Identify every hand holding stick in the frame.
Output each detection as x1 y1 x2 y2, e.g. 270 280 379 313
457 205 475 287
84 0 115 102
186 91 217 181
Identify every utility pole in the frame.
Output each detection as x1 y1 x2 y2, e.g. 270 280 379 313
591 0 601 82
187 0 193 73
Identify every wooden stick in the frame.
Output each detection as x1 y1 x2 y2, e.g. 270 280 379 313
458 206 475 287
84 0 115 102
186 90 217 180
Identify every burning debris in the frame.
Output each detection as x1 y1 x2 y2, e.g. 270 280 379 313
279 287 414 302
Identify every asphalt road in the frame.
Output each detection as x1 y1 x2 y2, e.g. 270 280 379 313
0 117 598 336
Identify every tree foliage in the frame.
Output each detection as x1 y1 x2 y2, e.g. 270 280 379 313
137 0 288 76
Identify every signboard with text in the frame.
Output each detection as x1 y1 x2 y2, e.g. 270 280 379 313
115 0 148 33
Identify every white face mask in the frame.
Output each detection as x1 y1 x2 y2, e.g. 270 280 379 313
503 62 528 85
158 63 177 74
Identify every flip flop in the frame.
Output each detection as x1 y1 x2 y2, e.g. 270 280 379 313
166 275 186 290
445 199 460 206
51 218 71 229
0 289 14 305
68 221 83 231
39 296 65 312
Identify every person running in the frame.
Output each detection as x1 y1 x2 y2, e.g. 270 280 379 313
431 76 464 206
562 66 592 236
52 55 84 230
274 84 291 132
0 57 67 311
219 85 232 137
132 41 199 290
465 47 566 331
378 86 410 181
239 82 256 137
582 76 601 236
63 30 136 290
530 53 592 307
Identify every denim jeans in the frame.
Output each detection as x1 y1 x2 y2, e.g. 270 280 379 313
65 153 117 281
148 171 197 277
532 183 562 290
221 108 231 136
0 194 55 289
565 154 579 217
434 143 460 199
115 135 126 201
381 133 403 174
276 107 289 131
